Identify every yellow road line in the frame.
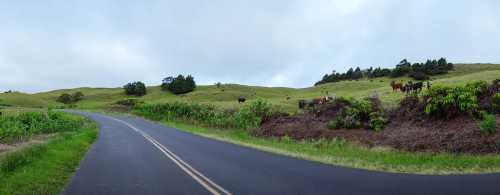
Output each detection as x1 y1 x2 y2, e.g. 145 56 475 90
105 116 232 195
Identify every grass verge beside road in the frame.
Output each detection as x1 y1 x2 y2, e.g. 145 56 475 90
0 119 98 195
162 121 500 175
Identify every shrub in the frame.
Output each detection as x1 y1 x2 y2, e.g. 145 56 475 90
161 75 196 94
369 112 386 132
57 93 73 104
124 81 147 96
329 96 385 131
235 99 272 129
72 91 84 102
134 99 273 130
480 114 497 134
327 118 342 130
424 83 481 118
492 93 500 114
343 115 361 129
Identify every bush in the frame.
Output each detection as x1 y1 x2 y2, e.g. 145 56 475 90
326 118 342 129
328 97 385 131
134 99 273 130
72 91 84 102
57 92 85 105
492 93 500 114
124 81 147 96
424 82 483 118
235 99 272 129
480 114 497 134
342 114 361 129
161 75 196 94
56 94 73 104
369 112 386 132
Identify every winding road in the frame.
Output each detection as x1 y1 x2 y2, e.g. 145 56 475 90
63 112 500 195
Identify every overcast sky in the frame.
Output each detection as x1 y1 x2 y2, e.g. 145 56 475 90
0 0 499 93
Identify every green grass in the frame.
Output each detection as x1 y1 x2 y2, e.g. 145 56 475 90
0 119 98 195
2 63 497 112
0 63 498 176
163 121 500 174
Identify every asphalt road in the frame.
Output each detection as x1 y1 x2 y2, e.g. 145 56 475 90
63 112 500 195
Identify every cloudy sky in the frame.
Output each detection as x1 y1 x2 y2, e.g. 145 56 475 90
0 0 499 93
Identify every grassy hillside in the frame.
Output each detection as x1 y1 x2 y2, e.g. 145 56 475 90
1 64 499 111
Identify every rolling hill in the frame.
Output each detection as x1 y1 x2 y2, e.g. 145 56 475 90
1 64 499 112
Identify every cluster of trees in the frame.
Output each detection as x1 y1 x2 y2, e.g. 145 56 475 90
315 58 454 85
124 81 147 96
57 91 84 104
123 75 197 97
161 75 196 94
316 67 365 84
389 58 453 79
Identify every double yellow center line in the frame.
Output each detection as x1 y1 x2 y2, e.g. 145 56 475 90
106 116 232 195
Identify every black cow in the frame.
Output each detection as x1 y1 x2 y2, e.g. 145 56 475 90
238 97 246 103
403 81 423 94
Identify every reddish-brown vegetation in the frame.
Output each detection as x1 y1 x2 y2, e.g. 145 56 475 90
257 97 500 154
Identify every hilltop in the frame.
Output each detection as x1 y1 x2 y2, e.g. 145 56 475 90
1 63 499 112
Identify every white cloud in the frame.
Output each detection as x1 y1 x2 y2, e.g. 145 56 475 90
0 0 499 92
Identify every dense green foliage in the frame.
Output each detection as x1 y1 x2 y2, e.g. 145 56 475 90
135 99 272 129
492 93 500 114
316 58 453 85
123 81 147 96
328 97 386 131
423 81 487 118
0 111 84 142
56 94 73 104
480 113 497 134
161 74 196 94
56 91 84 104
390 58 453 79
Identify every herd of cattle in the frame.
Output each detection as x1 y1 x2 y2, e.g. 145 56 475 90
390 80 431 94
237 80 433 109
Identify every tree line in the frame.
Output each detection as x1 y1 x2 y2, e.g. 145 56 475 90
315 58 454 86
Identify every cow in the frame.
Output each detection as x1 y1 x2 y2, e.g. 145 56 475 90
402 81 423 94
390 80 403 92
238 97 246 103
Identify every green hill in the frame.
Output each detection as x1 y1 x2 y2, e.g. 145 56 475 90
1 64 499 112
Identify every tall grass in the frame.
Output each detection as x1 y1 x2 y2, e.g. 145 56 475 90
134 99 273 129
0 119 98 195
0 111 85 143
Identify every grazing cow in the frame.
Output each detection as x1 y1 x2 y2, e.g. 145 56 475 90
402 81 423 94
238 97 246 103
313 96 328 104
390 81 403 92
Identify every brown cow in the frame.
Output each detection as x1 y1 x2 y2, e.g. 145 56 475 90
390 81 403 92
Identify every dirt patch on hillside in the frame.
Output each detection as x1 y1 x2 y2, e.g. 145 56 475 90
258 103 500 154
